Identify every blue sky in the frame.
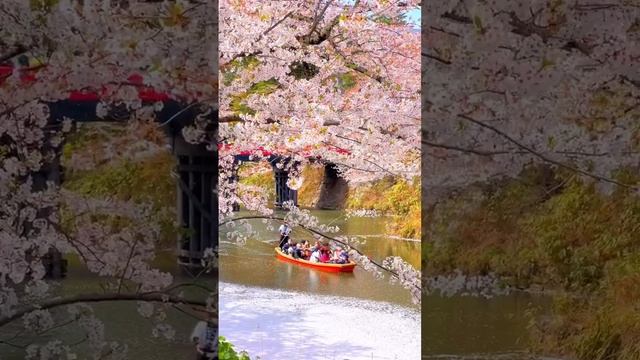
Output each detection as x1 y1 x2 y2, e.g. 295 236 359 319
404 8 421 28
342 0 421 28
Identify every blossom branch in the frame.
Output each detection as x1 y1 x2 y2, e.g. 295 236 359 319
219 215 420 292
458 114 638 189
0 293 209 329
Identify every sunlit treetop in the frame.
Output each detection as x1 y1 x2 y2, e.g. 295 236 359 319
219 0 421 187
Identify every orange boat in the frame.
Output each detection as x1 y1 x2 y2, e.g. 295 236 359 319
274 247 356 273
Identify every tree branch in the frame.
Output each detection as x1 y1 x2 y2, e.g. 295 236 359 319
421 52 451 65
0 293 210 329
0 44 27 63
457 114 638 188
308 0 334 36
620 75 640 89
329 39 384 83
298 10 341 45
441 11 472 24
257 11 294 42
218 114 279 124
219 215 420 292
423 140 523 156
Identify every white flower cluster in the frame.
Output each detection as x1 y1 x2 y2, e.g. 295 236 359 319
424 270 511 299
423 0 640 193
151 323 176 340
282 202 339 234
137 301 155 318
346 209 380 218
23 309 54 332
25 340 74 360
77 313 106 352
201 247 219 270
349 251 384 280
383 256 422 305
24 280 50 301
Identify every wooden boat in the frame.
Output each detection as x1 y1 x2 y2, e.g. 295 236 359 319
274 247 356 273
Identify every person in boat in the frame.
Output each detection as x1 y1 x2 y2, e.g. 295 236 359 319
191 311 217 360
309 248 321 262
337 249 349 264
287 242 297 256
301 240 311 259
278 221 292 249
319 247 331 263
331 247 343 263
282 238 294 253
292 243 304 259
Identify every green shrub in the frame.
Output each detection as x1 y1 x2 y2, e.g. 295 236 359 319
219 336 252 360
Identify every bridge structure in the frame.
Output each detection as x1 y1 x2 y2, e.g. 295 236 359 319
220 144 351 209
1 61 350 274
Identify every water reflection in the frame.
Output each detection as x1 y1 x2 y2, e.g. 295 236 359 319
0 252 214 360
423 292 554 359
220 210 421 308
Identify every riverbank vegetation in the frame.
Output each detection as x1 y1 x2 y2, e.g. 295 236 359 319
238 163 421 238
219 336 252 360
425 165 640 360
345 176 421 239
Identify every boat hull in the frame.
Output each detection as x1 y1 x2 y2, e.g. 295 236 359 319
274 247 356 273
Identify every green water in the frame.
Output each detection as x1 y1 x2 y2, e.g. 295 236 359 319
219 209 421 308
0 208 553 359
423 292 554 359
220 210 553 359
0 253 214 360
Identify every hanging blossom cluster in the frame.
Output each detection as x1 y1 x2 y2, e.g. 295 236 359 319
348 251 384 279
25 341 74 360
61 190 174 292
345 209 381 218
1 0 217 355
424 271 511 299
281 201 340 234
423 0 640 196
423 0 640 297
21 303 129 359
383 256 422 304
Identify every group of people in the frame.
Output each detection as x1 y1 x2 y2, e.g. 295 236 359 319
278 222 350 264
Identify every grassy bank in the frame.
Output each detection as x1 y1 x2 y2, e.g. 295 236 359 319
345 176 421 239
425 165 640 359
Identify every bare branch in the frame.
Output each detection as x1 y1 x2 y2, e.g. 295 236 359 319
257 11 294 42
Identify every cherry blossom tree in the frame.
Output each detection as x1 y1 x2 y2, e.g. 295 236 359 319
218 0 422 303
423 0 640 203
1 1 216 357
422 0 640 298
